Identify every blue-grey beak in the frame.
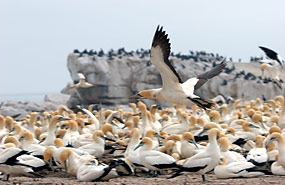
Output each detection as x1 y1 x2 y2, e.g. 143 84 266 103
134 142 144 151
265 137 276 148
189 139 198 148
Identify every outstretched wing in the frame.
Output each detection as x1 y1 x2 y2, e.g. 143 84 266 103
259 46 283 66
194 59 227 90
150 26 183 88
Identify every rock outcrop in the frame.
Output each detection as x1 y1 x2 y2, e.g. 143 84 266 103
0 93 70 120
64 49 283 108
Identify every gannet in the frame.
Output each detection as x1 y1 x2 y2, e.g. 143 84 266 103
19 131 46 158
169 128 221 182
259 46 283 89
71 73 94 88
180 132 203 158
0 147 41 181
130 26 227 110
40 115 70 146
218 137 246 164
271 154 285 175
59 148 95 176
76 130 105 157
162 113 190 135
246 135 268 166
214 156 264 179
134 137 179 177
266 133 285 169
77 159 118 181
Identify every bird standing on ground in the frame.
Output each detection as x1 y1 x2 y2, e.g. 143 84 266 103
130 26 227 110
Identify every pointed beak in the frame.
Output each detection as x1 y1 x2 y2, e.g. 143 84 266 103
129 94 143 100
189 139 198 148
19 136 25 141
154 133 164 139
132 112 142 116
58 117 71 122
249 124 260 129
134 142 144 151
114 117 124 124
265 137 276 148
198 129 207 136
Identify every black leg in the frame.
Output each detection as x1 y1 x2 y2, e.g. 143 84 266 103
202 174 213 183
6 174 10 181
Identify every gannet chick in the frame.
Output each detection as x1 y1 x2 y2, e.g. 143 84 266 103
134 137 179 177
130 26 226 110
71 73 94 88
214 156 264 179
169 128 221 182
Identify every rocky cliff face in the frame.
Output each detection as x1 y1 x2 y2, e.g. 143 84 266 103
64 49 283 108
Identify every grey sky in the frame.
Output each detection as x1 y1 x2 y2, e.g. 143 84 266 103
0 0 284 94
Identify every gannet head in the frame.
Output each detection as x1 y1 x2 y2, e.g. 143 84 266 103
130 89 158 100
19 131 34 142
0 115 4 128
226 127 236 136
54 138 64 148
4 136 19 147
56 129 67 138
182 132 198 148
134 137 153 151
260 63 267 75
165 140 176 153
145 129 160 139
4 116 14 130
171 153 180 161
252 113 263 124
218 137 230 152
266 132 284 147
59 148 73 168
93 130 105 141
208 128 220 141
199 122 218 135
209 110 221 122
269 125 281 134
68 120 78 131
43 147 54 163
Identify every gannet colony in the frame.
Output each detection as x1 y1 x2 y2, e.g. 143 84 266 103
0 26 285 184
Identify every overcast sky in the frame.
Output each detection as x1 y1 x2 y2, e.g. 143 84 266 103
0 0 284 95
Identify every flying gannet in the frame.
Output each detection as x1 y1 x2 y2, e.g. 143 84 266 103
130 26 226 110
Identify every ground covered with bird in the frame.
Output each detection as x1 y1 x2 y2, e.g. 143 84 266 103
1 172 284 185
